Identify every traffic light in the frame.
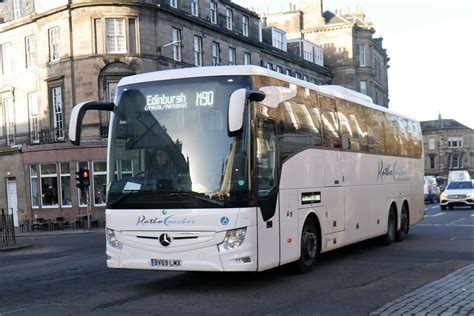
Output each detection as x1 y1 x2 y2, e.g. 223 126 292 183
82 168 90 189
75 169 84 190
75 168 91 191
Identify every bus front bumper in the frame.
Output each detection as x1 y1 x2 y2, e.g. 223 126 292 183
106 225 257 272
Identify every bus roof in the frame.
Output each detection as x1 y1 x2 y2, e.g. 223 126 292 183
119 65 418 122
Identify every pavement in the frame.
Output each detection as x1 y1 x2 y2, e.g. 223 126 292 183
0 242 32 251
0 228 104 251
370 263 474 316
15 227 104 237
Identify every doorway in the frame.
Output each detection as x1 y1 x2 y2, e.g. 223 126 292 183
6 178 19 227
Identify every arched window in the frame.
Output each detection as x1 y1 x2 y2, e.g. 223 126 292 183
98 62 135 137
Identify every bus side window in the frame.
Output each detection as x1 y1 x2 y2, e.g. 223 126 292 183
256 117 277 198
276 86 322 160
397 117 409 157
351 103 369 152
335 100 369 152
384 113 401 156
335 99 352 150
364 107 386 154
407 120 422 158
319 95 341 149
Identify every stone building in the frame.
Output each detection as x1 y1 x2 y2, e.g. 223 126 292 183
0 0 332 228
421 116 474 180
262 0 390 107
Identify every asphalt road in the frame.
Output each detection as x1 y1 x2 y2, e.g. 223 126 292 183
0 204 472 316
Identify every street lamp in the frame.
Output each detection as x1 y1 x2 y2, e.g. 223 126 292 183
157 40 181 52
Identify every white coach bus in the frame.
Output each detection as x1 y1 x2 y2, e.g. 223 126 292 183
69 66 424 273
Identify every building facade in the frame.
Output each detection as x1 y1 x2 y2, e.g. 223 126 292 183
262 0 390 107
421 116 474 181
0 0 332 228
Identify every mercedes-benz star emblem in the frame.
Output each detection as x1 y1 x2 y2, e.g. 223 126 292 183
159 233 172 247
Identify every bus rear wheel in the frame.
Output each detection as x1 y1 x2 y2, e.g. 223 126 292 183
382 207 396 245
296 218 319 273
396 204 409 242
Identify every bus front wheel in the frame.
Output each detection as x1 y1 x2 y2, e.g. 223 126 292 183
296 218 320 273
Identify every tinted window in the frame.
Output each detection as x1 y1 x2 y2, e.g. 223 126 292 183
364 107 386 154
335 99 368 152
406 120 423 158
319 96 341 148
384 113 401 156
252 76 323 161
397 117 409 157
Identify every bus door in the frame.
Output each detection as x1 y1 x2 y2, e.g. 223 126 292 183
255 117 280 270
319 96 345 235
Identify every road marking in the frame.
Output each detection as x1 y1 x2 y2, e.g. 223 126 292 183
424 212 445 217
430 206 439 209
447 218 467 225
1 303 67 315
471 214 474 217
418 224 474 227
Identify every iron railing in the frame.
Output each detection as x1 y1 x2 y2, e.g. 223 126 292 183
0 208 16 247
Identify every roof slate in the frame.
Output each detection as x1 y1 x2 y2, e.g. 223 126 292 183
420 119 470 130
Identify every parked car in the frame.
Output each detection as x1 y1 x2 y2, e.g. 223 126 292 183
439 180 474 210
424 176 440 203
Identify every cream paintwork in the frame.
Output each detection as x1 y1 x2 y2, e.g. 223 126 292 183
105 66 423 272
276 148 424 265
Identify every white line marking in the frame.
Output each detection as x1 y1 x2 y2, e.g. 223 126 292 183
424 208 428 211
418 224 474 227
430 206 439 209
447 218 467 225
1 303 67 315
471 214 474 217
424 212 445 217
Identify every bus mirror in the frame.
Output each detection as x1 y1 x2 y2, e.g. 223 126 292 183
228 89 247 134
69 101 114 146
228 89 266 134
247 90 266 102
258 86 296 108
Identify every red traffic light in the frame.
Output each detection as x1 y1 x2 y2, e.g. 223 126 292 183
82 169 90 178
82 168 90 188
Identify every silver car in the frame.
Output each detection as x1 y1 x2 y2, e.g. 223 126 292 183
440 180 474 210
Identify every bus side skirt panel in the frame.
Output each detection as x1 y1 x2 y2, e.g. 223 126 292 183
256 204 280 271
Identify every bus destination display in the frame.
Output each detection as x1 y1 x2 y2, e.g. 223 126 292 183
144 90 215 111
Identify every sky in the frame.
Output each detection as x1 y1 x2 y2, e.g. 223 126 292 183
234 0 474 128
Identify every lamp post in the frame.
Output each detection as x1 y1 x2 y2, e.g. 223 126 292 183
157 40 181 52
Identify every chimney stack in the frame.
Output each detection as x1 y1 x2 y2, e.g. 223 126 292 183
301 0 325 29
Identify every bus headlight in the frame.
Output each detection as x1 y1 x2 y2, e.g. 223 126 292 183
218 227 247 252
106 228 122 250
